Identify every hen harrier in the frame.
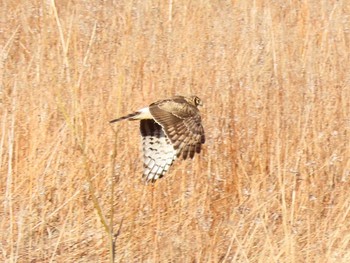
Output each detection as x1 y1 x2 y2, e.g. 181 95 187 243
110 95 205 182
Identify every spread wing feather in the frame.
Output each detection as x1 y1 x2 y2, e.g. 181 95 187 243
140 119 177 182
149 99 205 160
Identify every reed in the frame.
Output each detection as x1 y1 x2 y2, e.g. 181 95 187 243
1 0 350 262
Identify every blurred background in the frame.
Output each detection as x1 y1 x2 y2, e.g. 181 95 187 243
1 0 350 262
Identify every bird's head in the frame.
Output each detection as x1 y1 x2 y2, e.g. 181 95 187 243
189 95 203 107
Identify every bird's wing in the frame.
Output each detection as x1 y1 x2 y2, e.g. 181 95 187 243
140 119 177 182
149 99 205 160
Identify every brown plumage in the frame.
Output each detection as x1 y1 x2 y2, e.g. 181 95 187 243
110 95 205 182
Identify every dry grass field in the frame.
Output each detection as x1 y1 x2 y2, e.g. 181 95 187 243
1 0 350 262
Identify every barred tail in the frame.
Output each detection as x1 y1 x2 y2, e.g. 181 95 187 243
109 112 140 123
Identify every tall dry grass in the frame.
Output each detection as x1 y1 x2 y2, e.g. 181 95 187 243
1 0 350 262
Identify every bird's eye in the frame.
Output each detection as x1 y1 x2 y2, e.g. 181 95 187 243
195 97 201 105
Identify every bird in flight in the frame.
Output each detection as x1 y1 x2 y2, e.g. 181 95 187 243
110 95 205 182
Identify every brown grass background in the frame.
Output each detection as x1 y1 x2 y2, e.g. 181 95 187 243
1 0 350 262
